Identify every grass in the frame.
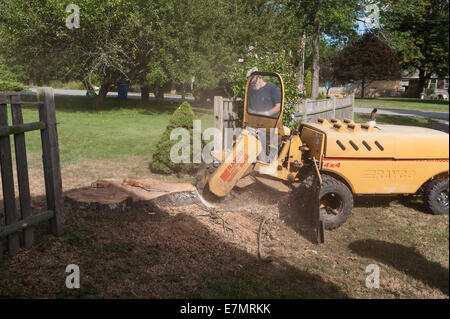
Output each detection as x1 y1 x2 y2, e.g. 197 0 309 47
13 96 214 166
355 97 449 113
354 113 435 128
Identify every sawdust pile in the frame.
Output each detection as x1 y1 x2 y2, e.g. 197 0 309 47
152 182 321 262
60 177 323 261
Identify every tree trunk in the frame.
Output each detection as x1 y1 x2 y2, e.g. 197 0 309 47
154 87 165 104
361 79 366 98
141 85 150 101
417 68 430 98
81 79 89 90
310 3 321 100
94 83 111 108
30 66 40 86
181 85 186 100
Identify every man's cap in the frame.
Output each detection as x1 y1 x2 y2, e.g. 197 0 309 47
246 67 258 78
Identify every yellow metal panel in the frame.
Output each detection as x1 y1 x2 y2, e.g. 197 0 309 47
209 130 262 197
322 158 449 194
304 123 449 160
300 126 325 161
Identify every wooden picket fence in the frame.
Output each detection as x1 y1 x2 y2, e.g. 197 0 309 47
0 88 64 260
294 95 354 123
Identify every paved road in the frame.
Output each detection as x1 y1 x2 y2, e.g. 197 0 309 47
354 107 449 122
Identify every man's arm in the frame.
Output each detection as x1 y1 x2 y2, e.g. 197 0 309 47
268 84 282 115
267 103 281 115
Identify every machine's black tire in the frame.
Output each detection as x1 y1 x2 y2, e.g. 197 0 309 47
319 175 353 230
425 179 449 215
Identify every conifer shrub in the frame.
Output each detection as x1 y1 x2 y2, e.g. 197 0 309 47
0 80 24 92
151 102 197 174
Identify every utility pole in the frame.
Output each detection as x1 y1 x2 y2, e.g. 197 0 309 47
299 31 306 86
302 39 305 85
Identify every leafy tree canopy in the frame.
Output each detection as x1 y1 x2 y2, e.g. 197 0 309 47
332 33 401 97
380 0 449 95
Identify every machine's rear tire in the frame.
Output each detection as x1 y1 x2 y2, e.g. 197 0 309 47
425 178 449 215
319 175 353 230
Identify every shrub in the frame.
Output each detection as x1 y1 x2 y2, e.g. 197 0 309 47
48 80 85 90
0 80 24 92
426 83 436 97
317 91 327 100
151 102 197 174
305 70 312 98
0 56 25 83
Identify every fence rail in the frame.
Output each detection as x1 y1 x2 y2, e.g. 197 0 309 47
294 95 354 123
0 88 64 260
213 96 239 151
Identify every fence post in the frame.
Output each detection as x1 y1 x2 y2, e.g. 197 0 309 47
0 97 21 256
38 87 64 236
332 98 336 118
351 94 355 120
11 95 34 248
214 96 224 152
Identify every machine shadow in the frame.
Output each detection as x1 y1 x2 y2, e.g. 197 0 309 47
349 239 449 296
353 194 429 214
277 179 320 245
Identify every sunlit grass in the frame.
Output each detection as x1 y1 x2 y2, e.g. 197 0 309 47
16 96 214 166
355 97 449 113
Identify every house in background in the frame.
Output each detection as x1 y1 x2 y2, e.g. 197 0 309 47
401 71 449 98
325 71 449 98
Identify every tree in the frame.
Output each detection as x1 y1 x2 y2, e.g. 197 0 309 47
138 0 232 103
0 0 138 107
332 33 401 98
381 0 449 97
282 0 363 99
0 0 367 107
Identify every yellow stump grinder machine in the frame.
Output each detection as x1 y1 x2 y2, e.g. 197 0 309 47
196 72 449 240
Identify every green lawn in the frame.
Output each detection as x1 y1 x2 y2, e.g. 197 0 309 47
354 113 435 128
15 96 214 166
355 97 449 113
